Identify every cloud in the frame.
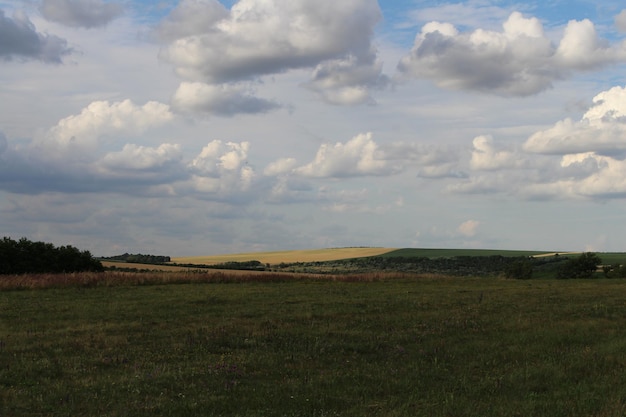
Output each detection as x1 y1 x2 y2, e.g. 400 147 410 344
524 85 626 156
40 99 174 160
382 142 466 179
304 52 389 105
39 0 124 28
156 0 228 41
397 12 626 96
295 132 400 178
0 131 7 155
264 158 298 176
0 10 71 62
470 135 519 170
616 10 626 32
96 143 186 182
457 220 480 237
160 0 381 83
171 82 281 116
186 140 255 194
158 0 385 106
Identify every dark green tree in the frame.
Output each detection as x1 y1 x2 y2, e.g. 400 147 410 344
505 258 533 279
0 237 103 274
556 252 602 279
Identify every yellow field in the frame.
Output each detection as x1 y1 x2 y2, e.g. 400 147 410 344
172 247 396 266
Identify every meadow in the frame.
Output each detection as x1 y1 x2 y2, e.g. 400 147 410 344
2 271 626 416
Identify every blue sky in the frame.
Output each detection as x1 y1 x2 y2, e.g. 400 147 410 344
2 0 626 256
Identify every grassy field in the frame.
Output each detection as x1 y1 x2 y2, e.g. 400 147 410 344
3 272 626 416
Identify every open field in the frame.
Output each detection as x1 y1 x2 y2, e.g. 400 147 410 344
3 273 626 416
172 247 396 265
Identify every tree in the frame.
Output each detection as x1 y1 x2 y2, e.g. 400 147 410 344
505 258 533 279
556 252 602 279
0 237 103 274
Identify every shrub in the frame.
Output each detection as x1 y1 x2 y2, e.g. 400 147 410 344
556 252 602 279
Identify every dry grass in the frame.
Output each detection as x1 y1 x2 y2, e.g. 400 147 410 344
0 270 420 290
172 247 396 265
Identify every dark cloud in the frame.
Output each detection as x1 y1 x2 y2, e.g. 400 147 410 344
39 0 124 29
0 10 71 62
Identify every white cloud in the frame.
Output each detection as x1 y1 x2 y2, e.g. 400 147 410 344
0 10 71 62
264 157 298 176
39 0 124 28
397 12 626 96
457 220 480 237
40 99 173 158
186 140 255 194
295 132 399 178
555 19 626 70
524 85 626 155
470 135 518 170
171 82 281 116
96 143 184 179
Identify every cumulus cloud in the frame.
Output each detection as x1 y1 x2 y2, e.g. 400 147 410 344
397 12 626 96
158 0 385 106
39 0 124 28
470 135 519 170
524 86 626 156
295 133 399 178
40 99 174 159
264 158 298 176
171 82 281 116
457 220 480 237
0 10 71 62
187 140 255 193
96 143 185 182
304 53 389 105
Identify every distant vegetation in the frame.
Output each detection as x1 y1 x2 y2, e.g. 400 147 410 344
100 253 171 264
104 249 614 279
269 252 604 279
0 237 103 274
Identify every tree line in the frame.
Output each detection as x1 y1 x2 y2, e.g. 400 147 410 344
100 253 171 264
0 237 103 275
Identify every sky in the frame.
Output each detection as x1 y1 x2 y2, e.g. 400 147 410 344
2 0 626 257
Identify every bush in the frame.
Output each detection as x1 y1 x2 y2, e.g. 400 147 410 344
556 252 602 279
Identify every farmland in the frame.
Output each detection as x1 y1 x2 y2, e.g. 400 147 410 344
171 247 396 265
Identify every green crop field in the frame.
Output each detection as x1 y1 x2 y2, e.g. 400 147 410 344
3 273 626 416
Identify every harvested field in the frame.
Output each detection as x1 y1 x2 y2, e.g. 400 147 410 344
171 247 396 265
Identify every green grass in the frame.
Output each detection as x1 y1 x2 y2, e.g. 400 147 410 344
3 276 626 416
